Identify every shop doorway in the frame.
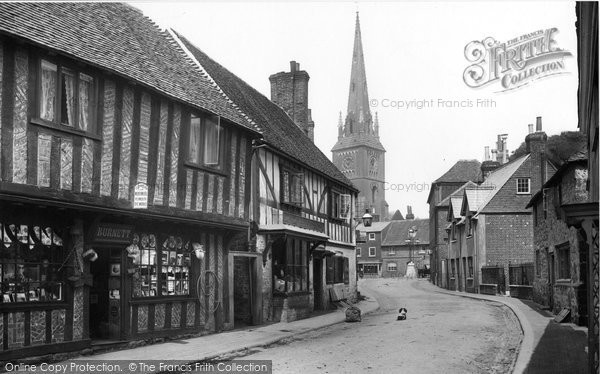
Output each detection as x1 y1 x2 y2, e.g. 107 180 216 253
89 247 122 341
313 258 324 310
233 256 253 327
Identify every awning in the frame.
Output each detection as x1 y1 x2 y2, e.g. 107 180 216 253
258 224 330 241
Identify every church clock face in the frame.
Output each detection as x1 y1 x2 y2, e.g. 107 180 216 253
342 155 355 171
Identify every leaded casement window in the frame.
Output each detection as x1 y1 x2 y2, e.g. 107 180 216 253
130 233 191 297
331 191 351 220
281 168 304 206
516 178 531 194
0 223 65 303
188 113 222 168
39 59 95 133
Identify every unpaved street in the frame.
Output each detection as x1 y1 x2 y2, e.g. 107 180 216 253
239 278 522 374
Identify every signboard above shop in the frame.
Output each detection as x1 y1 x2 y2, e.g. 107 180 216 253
92 224 134 244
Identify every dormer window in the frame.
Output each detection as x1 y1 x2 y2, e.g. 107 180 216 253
516 178 531 194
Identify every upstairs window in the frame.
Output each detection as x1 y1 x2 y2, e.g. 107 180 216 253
188 114 222 168
368 247 376 257
369 233 376 241
281 168 304 206
389 248 395 255
332 191 351 220
517 178 531 194
39 59 95 132
356 247 361 257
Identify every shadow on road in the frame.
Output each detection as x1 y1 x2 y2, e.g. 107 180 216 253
524 321 588 374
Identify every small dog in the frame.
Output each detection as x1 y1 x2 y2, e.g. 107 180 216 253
397 307 407 321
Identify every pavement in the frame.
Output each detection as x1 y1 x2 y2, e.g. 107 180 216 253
420 281 589 374
52 279 587 374
63 288 380 369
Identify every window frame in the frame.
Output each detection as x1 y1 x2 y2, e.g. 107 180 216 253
0 223 67 304
368 233 376 241
356 247 361 257
186 112 225 172
331 190 352 220
368 247 376 257
130 233 192 298
387 262 397 272
557 242 571 280
389 248 395 255
35 56 98 138
273 238 309 293
326 256 349 284
516 178 531 194
280 166 305 207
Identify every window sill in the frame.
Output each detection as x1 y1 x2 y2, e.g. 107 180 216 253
273 290 310 298
183 161 228 177
516 192 531 195
129 295 195 304
31 118 101 141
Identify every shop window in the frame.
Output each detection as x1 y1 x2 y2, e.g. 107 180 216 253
281 168 304 206
0 223 65 303
557 242 570 280
130 233 191 297
187 113 222 168
273 238 308 293
387 262 397 271
39 59 95 133
326 256 349 284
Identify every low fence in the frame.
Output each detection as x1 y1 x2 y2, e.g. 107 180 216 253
480 266 506 295
509 263 534 299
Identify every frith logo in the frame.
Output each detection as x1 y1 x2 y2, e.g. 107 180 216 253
463 28 572 92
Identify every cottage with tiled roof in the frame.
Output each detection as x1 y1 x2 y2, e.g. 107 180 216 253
173 31 359 321
427 159 482 287
380 219 430 278
0 2 268 359
443 118 557 296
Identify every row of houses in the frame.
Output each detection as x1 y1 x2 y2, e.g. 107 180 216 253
429 3 598 372
0 3 360 360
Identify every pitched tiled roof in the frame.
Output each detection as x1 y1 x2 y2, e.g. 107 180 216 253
434 160 483 184
449 196 464 220
175 34 355 188
381 219 429 246
436 181 478 207
475 154 530 214
356 221 391 233
526 158 588 208
0 3 255 132
463 186 495 214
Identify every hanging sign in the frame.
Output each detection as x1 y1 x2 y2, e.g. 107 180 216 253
134 183 149 209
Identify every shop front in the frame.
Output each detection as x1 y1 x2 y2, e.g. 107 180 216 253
0 199 240 360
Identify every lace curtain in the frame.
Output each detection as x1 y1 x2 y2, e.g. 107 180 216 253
188 116 201 164
78 73 92 131
204 117 220 165
40 61 56 121
62 69 76 127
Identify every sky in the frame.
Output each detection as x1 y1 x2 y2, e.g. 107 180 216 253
131 1 579 219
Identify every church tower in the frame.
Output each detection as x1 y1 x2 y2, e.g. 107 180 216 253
332 12 388 221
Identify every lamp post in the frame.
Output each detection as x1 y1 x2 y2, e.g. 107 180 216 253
355 209 373 278
405 226 419 278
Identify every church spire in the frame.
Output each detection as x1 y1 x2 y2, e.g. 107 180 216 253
345 12 372 136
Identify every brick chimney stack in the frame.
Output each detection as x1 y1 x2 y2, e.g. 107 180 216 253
269 61 315 141
481 146 501 179
525 116 548 194
406 205 415 220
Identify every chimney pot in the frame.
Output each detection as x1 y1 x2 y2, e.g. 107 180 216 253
290 61 297 72
484 146 490 161
536 116 542 131
528 124 533 134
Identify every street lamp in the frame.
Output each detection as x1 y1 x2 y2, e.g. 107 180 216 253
355 209 374 279
405 226 419 262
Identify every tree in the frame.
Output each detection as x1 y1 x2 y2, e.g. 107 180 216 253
508 131 586 166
